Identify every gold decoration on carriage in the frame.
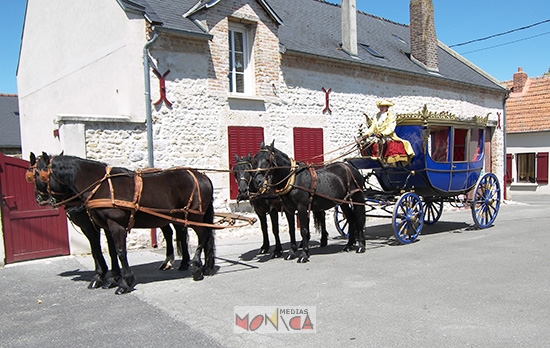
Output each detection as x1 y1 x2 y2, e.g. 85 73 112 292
396 104 490 128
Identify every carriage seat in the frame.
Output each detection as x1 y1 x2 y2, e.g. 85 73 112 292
360 139 410 165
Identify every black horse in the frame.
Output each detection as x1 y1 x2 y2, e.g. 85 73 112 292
232 154 297 259
28 153 191 289
253 141 366 263
32 154 215 294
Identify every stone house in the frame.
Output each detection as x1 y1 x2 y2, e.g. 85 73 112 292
504 68 550 195
17 0 507 249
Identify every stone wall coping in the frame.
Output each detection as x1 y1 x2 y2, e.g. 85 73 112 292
56 114 140 124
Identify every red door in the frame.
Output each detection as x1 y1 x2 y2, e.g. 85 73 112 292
1 153 69 263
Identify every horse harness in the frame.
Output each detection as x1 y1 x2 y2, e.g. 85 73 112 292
28 157 257 230
84 166 205 232
265 155 363 213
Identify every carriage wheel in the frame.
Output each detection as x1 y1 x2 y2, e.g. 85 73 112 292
393 192 424 244
471 173 501 229
333 205 349 238
423 198 443 225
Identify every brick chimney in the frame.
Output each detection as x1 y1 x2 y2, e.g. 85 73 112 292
409 0 438 72
341 0 358 57
513 67 528 92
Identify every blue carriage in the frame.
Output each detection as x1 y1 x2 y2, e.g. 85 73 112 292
335 105 501 244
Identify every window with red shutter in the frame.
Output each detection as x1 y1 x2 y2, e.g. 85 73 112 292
536 152 549 184
227 126 264 199
293 128 324 165
506 153 513 184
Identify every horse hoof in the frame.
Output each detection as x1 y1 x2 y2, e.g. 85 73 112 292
342 245 352 252
178 262 190 271
356 246 366 253
297 256 309 263
272 251 283 259
88 279 103 289
284 253 296 261
114 286 131 295
192 271 204 281
102 276 120 289
258 247 269 255
320 240 328 248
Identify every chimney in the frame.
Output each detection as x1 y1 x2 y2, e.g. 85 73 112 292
409 0 438 72
513 67 528 92
341 0 358 57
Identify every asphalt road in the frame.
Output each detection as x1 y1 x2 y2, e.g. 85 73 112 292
1 194 549 348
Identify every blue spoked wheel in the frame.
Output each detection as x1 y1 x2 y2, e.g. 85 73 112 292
393 192 424 244
423 198 443 225
471 173 501 228
333 204 349 238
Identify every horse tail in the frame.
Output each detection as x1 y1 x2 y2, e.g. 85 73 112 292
203 200 216 270
313 211 325 234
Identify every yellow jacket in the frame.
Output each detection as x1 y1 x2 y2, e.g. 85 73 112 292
366 111 415 157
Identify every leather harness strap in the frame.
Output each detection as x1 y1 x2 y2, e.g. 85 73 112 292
307 166 318 214
84 167 205 231
290 163 363 207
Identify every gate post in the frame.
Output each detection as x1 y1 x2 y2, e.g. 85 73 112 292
0 204 5 267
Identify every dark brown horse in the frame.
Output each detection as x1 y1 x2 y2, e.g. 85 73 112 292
33 154 215 294
253 141 366 263
232 154 297 259
28 153 191 289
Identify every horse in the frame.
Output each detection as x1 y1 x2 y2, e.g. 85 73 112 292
232 154 297 259
28 153 192 288
32 154 215 294
252 141 366 263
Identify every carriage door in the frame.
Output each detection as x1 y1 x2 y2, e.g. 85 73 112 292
293 128 324 165
0 153 69 264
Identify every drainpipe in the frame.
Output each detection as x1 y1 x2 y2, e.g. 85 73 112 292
502 90 510 200
143 27 159 248
143 27 158 169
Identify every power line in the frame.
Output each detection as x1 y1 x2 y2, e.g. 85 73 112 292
460 31 550 55
449 18 550 48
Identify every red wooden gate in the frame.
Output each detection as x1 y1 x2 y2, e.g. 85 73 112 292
1 153 69 263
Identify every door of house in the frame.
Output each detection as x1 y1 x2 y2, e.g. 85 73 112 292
1 153 69 263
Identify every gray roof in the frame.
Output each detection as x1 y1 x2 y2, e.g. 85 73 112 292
124 0 505 92
0 94 21 147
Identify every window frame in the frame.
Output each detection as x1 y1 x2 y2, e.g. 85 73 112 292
516 153 536 183
228 23 254 96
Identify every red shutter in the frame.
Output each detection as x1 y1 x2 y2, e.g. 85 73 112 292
506 153 513 184
227 126 264 199
536 152 549 184
293 127 324 165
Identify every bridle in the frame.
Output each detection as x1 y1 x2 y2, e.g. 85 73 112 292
234 160 253 201
27 155 103 207
254 147 297 196
26 162 50 205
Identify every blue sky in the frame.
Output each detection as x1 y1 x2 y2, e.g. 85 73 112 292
1 1 549 94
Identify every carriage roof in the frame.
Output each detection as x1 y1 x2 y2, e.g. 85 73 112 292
395 104 491 128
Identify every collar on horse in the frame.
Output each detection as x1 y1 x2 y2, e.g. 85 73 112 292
274 157 298 196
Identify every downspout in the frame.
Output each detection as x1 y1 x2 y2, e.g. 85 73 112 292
143 27 159 248
143 27 158 168
502 90 510 200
